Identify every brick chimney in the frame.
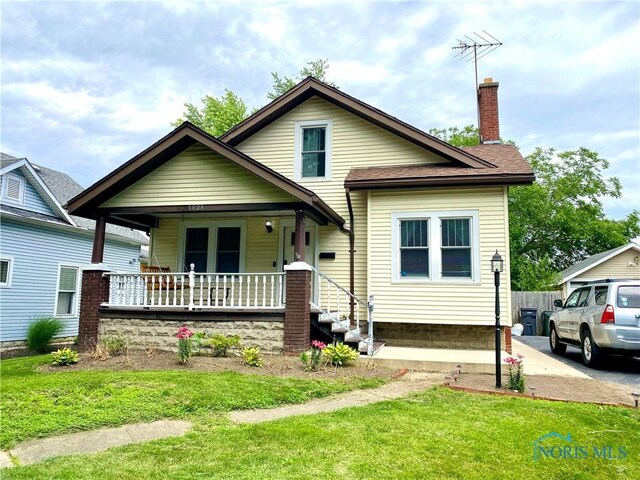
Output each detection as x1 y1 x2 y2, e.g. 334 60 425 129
478 77 500 144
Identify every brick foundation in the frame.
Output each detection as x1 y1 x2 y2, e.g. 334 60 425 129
283 262 311 354
78 267 110 349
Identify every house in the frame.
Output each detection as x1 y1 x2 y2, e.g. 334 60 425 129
558 242 640 298
66 77 534 354
0 154 148 347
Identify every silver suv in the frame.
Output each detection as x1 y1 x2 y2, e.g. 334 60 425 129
549 280 640 367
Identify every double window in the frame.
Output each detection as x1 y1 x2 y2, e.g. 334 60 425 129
182 223 244 273
294 120 332 180
56 266 79 316
392 211 479 282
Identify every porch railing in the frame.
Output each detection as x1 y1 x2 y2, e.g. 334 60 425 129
103 265 285 310
311 267 374 356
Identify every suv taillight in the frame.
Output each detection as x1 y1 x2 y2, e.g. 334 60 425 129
600 304 615 324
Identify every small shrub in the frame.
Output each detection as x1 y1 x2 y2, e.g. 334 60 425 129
207 334 241 357
26 316 64 353
176 326 194 364
242 346 263 367
323 342 358 367
300 340 326 371
505 354 526 392
192 331 207 355
103 335 128 356
51 348 79 366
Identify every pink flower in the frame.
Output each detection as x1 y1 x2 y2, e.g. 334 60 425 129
175 326 194 339
504 356 523 366
311 340 326 350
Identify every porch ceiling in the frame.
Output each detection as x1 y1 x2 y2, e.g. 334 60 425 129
66 122 344 231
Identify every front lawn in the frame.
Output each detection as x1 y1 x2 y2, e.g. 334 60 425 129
0 355 384 449
4 387 638 479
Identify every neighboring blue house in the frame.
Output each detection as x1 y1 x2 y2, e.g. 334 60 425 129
0 153 147 345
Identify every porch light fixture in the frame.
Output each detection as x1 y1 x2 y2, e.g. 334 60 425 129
490 250 504 388
265 221 273 234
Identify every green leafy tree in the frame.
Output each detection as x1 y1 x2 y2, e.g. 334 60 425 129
267 58 336 100
174 59 335 137
429 127 640 290
172 89 248 137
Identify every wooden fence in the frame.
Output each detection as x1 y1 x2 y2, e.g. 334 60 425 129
511 291 562 335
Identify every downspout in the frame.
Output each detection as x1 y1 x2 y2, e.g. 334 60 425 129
344 188 356 323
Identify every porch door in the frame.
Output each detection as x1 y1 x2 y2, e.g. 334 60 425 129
282 226 315 268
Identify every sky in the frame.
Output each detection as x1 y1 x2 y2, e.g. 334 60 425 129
1 0 638 220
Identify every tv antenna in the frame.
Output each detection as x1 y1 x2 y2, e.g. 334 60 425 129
452 31 503 140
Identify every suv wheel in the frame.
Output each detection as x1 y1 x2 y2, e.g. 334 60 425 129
581 329 601 368
549 324 566 355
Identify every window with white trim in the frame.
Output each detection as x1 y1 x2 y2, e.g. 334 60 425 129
0 257 13 287
56 266 79 316
1 174 25 204
294 120 332 180
392 211 480 282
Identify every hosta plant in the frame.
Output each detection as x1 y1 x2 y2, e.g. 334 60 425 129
322 342 358 367
242 346 263 367
51 348 79 366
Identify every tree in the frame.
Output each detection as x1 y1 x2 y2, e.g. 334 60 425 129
174 59 335 137
267 58 336 100
429 127 640 290
172 89 248 137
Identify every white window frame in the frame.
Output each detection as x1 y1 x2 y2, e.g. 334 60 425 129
0 256 14 287
178 220 247 273
54 264 81 317
1 173 25 205
294 119 333 181
391 210 480 283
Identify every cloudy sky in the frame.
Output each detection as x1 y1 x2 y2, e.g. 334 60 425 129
1 0 638 219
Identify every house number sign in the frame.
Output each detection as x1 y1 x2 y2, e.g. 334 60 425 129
188 204 204 211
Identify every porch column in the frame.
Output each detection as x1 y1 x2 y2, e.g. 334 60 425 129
283 261 312 354
294 210 305 262
79 215 110 349
91 215 106 264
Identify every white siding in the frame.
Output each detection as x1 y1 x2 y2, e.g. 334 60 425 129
0 219 140 342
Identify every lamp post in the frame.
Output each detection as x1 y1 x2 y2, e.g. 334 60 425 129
490 250 504 388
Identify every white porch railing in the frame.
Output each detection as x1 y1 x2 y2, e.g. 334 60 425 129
103 265 285 310
311 267 374 356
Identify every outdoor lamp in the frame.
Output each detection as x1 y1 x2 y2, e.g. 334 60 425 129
490 250 504 388
265 221 273 234
491 250 504 273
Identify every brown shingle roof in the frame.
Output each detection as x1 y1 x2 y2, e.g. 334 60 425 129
344 144 534 189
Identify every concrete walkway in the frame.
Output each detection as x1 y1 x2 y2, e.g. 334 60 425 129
229 372 441 424
4 420 192 468
373 341 590 378
2 375 440 468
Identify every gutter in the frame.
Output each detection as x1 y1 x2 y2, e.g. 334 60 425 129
344 188 356 322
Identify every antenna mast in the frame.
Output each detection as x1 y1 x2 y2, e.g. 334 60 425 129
452 31 503 141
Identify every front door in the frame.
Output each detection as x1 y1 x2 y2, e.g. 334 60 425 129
282 226 315 268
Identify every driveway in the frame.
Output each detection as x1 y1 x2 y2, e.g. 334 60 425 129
515 336 640 387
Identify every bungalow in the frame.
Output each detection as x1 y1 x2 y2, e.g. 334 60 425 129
66 77 534 355
0 154 147 347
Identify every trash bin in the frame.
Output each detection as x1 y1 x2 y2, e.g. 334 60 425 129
520 308 537 336
542 311 553 337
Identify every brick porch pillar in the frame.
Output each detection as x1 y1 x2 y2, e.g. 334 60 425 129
283 261 312 355
78 266 111 350
504 326 512 354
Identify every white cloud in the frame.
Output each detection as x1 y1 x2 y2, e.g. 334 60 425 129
331 61 389 85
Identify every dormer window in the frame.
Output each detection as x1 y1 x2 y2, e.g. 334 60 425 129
294 119 332 180
1 174 25 204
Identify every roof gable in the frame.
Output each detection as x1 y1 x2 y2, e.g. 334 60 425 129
559 242 640 283
220 77 494 169
0 157 75 225
67 122 344 227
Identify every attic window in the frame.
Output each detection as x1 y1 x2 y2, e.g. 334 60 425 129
294 120 332 181
1 174 25 204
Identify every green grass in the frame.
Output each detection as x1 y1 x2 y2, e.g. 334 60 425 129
4 387 638 479
0 355 384 450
